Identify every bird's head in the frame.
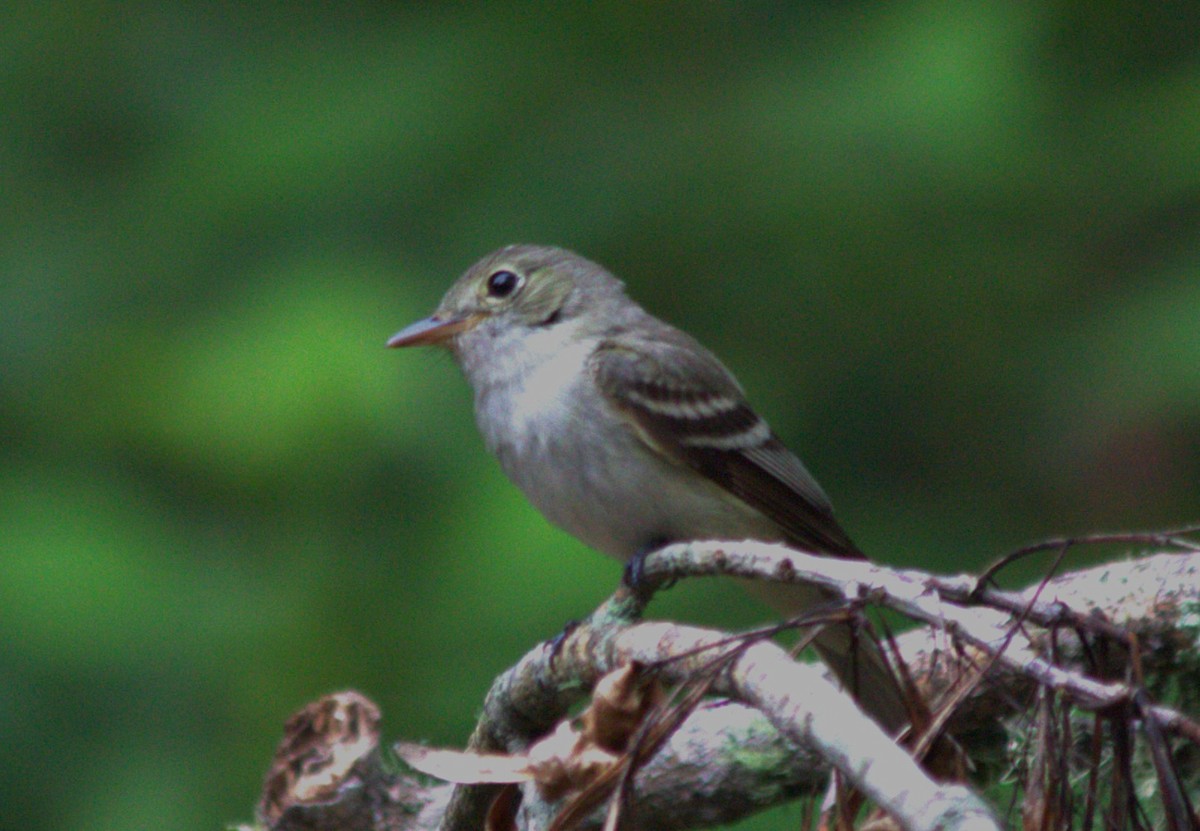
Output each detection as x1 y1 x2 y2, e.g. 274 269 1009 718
388 244 628 356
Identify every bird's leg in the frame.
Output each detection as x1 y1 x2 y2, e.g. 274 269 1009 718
622 536 673 603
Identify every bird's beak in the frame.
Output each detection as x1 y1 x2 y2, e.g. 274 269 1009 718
386 313 482 348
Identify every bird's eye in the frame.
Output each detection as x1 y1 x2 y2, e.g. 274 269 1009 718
485 269 521 299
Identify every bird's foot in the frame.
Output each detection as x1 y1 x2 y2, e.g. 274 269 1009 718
622 538 672 603
546 619 581 670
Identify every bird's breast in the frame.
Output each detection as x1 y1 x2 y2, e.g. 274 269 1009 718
472 341 649 558
471 341 780 561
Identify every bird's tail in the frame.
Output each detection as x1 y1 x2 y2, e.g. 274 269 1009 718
742 579 911 736
811 622 910 736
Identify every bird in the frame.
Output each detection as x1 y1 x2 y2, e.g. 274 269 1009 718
388 244 908 734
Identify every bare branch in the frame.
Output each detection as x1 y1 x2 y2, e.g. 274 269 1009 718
638 542 1200 735
248 548 1200 831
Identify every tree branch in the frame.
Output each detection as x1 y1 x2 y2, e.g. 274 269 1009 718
245 549 1200 831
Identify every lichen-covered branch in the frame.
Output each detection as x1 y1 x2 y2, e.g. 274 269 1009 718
638 542 1200 736
246 549 1200 831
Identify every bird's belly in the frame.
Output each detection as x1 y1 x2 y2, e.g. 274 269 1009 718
488 397 781 561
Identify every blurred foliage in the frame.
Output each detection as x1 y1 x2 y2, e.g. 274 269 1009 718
2 3 1198 829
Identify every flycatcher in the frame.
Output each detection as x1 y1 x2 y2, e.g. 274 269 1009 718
389 244 907 733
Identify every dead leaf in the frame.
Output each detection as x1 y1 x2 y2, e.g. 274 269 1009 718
582 661 664 754
395 742 536 785
258 691 381 823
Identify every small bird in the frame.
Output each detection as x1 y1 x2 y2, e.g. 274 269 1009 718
389 244 908 733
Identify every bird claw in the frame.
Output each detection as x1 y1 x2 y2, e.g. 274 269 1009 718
546 619 581 670
622 552 647 592
622 538 670 601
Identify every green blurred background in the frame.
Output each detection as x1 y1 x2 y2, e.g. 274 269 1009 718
3 3 1198 829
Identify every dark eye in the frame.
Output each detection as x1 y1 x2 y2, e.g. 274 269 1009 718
485 269 521 298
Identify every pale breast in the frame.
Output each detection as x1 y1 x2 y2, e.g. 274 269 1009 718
472 338 781 561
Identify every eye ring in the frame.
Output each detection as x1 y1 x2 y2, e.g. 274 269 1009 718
485 269 522 299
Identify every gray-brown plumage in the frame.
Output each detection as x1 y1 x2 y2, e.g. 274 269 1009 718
390 244 908 733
